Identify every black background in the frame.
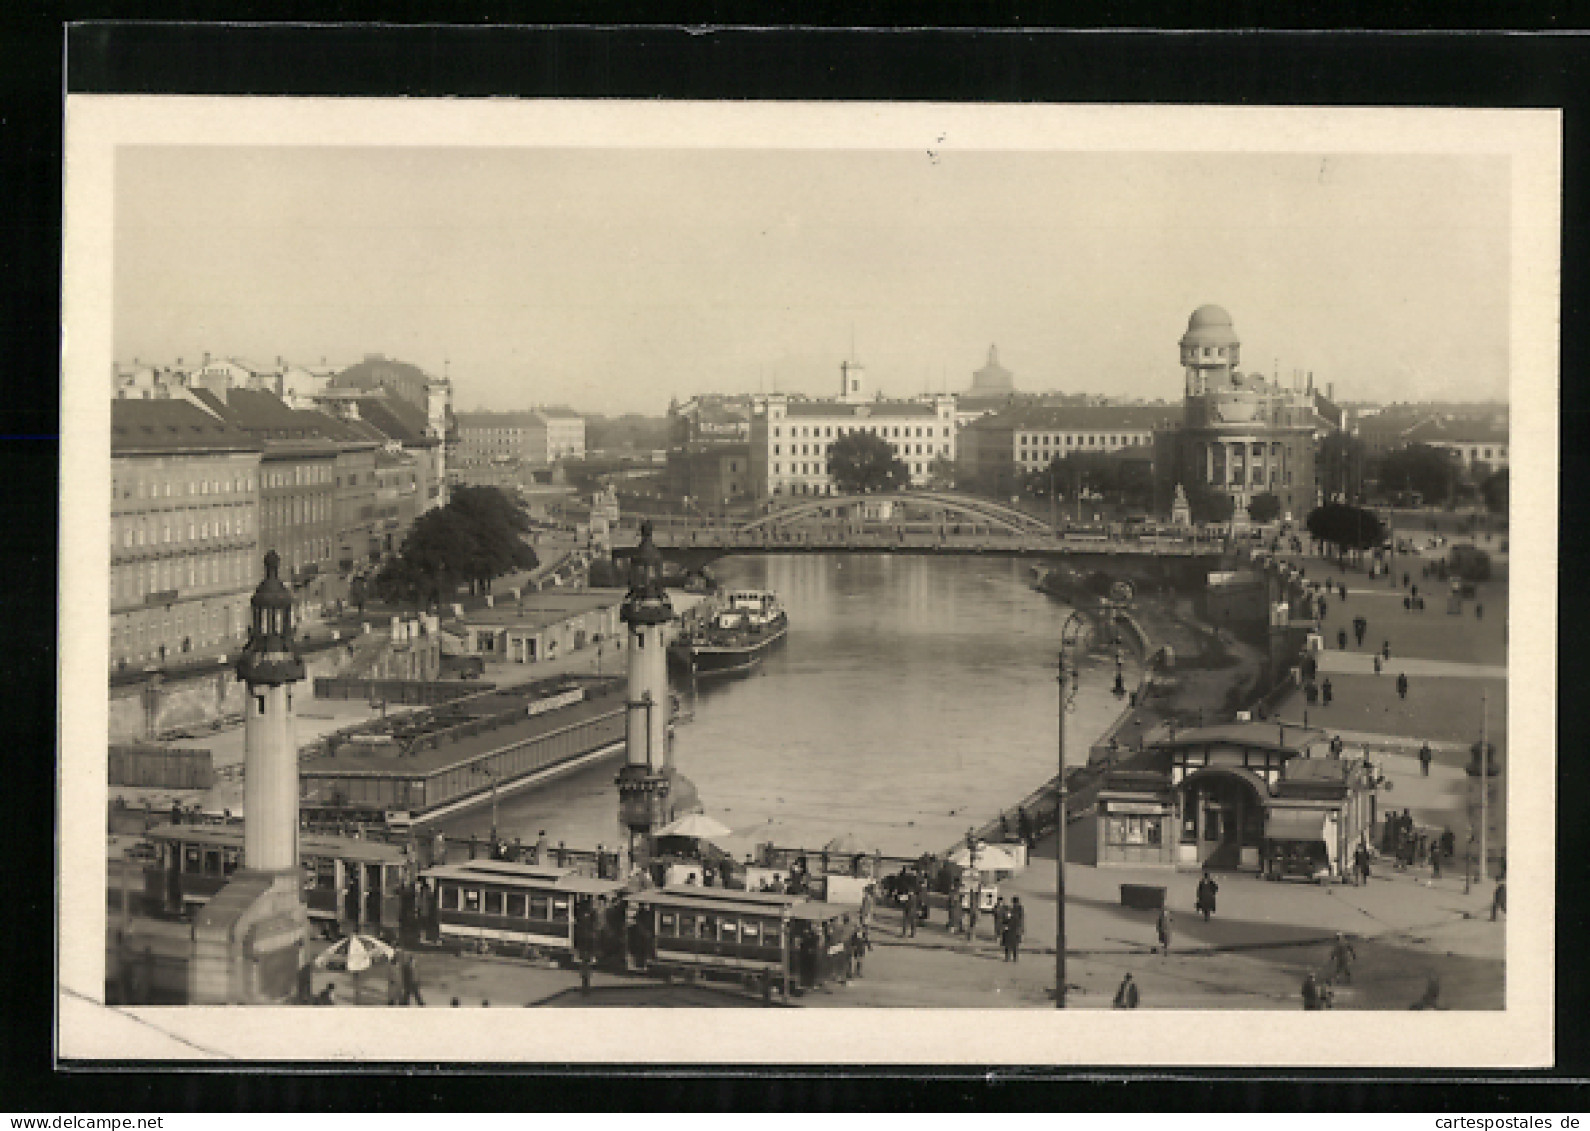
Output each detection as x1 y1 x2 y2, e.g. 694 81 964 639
3 8 1587 1113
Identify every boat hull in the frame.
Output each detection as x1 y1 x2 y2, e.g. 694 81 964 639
669 619 788 680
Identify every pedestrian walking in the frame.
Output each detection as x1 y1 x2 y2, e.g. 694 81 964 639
1004 897 1025 962
1403 595 1412 612
1337 628 1348 651
1302 972 1323 1011
1476 603 1484 620
1373 654 1383 675
965 887 982 941
992 897 1010 955
1419 742 1432 776
1339 581 1348 601
1321 678 1333 706
1354 841 1372 884
849 922 870 977
1156 906 1174 955
1195 871 1219 921
1397 672 1409 700
902 884 919 938
1353 616 1367 647
1328 933 1357 983
1113 973 1140 1009
1491 879 1507 921
1440 827 1456 860
1382 640 1392 661
1018 807 1033 849
1403 571 1411 588
1430 843 1442 879
1410 974 1442 1010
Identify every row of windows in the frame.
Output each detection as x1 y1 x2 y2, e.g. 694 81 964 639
116 472 255 500
113 550 259 602
1017 432 1150 450
116 508 253 549
774 442 951 458
655 911 779 946
438 884 571 922
110 597 247 666
263 464 332 489
774 423 950 440
262 496 332 531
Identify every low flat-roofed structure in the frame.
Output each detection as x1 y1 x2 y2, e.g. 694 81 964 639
448 589 625 665
299 677 627 818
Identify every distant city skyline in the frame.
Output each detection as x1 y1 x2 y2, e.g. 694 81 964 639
114 146 1511 415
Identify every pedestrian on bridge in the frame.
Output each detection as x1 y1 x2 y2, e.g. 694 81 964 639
1397 672 1410 700
1156 906 1174 955
1353 615 1368 647
1195 872 1219 921
1113 973 1140 1008
1419 742 1432 776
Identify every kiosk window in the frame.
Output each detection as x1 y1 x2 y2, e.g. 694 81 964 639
551 897 570 922
506 893 527 918
530 896 549 920
719 920 740 944
183 844 202 873
462 889 481 913
658 911 677 937
440 885 459 911
222 847 241 875
204 849 222 876
484 890 504 916
311 859 336 890
679 915 698 939
741 921 762 946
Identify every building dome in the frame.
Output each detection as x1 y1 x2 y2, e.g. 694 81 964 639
1180 304 1239 349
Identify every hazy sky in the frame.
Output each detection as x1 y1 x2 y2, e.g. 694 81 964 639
114 146 1510 413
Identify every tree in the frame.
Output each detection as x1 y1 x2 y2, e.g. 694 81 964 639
1247 492 1283 524
1305 502 1386 563
1317 431 1366 502
374 486 538 608
1187 484 1235 525
828 431 911 494
926 454 957 491
1481 467 1509 514
1376 444 1456 505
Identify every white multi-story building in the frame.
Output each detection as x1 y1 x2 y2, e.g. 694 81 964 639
749 360 957 498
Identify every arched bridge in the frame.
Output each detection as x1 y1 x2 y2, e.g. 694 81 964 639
611 490 1227 573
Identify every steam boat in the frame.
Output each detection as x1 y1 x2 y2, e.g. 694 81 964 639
668 589 789 680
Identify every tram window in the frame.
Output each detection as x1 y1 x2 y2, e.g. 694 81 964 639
463 889 481 914
313 859 336 889
506 893 527 918
204 849 222 876
679 915 698 939
741 921 761 946
222 848 240 875
719 920 740 944
440 885 459 911
183 845 202 873
551 897 570 922
658 912 677 937
484 890 504 916
530 896 549 920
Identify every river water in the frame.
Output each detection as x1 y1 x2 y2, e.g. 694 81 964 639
436 554 1136 858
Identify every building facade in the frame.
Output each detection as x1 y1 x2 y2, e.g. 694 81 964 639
110 401 262 670
1093 723 1375 878
665 442 752 506
957 403 1181 497
257 441 339 591
454 408 586 469
749 361 957 498
1154 305 1323 521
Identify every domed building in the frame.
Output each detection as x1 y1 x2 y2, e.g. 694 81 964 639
1154 305 1324 522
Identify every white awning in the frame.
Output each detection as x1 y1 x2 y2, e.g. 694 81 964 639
1265 809 1329 842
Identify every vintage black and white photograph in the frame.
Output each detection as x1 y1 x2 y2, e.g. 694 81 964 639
58 98 1557 1064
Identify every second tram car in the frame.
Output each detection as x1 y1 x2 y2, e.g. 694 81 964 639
420 859 626 959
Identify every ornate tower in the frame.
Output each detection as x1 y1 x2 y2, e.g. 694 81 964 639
237 550 307 870
1179 304 1241 402
615 523 675 869
188 551 309 1004
839 358 867 404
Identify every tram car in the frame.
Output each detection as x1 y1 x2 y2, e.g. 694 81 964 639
626 885 851 997
419 859 626 960
141 822 413 937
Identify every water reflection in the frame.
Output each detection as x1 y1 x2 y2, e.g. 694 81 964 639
439 554 1134 858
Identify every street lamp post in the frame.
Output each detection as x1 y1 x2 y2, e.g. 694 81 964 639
473 762 500 841
1053 609 1087 1008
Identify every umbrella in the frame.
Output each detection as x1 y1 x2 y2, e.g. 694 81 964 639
658 812 733 840
823 833 872 856
949 843 1020 872
314 932 395 972
315 933 396 1005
